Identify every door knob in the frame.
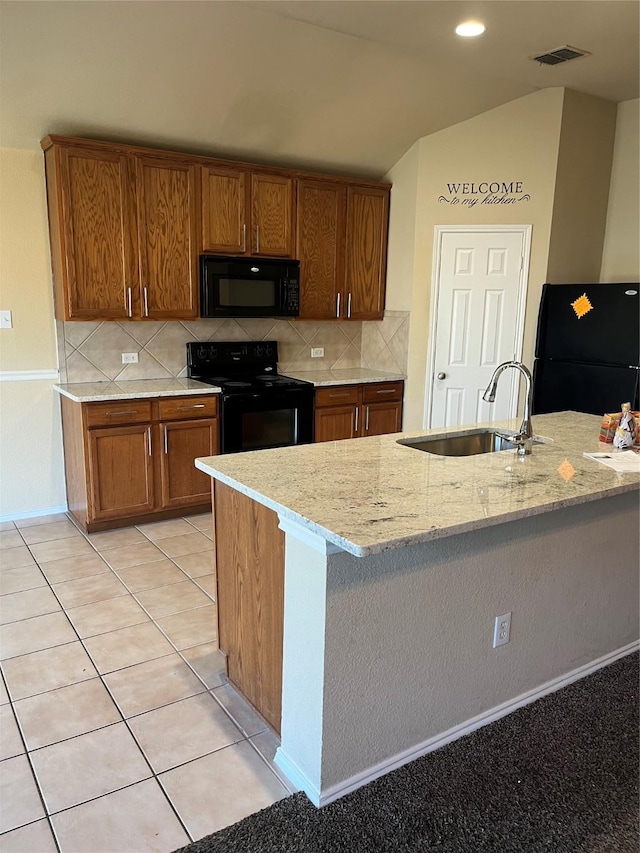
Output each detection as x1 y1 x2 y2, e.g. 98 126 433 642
437 372 446 380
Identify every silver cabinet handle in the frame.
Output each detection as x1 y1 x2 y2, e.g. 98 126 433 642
163 425 168 454
437 372 446 380
177 404 206 410
336 293 341 318
347 292 352 319
147 426 152 456
375 389 397 395
329 392 349 398
354 407 359 434
242 223 246 253
143 287 149 317
255 225 260 252
365 406 370 431
127 287 132 318
105 410 138 416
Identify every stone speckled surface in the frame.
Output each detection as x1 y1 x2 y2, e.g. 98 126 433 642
54 379 220 402
196 412 640 556
283 368 405 386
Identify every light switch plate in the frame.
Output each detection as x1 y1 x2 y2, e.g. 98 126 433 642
0 310 13 329
121 352 139 364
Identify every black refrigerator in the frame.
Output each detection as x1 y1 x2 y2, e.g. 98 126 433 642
532 282 640 416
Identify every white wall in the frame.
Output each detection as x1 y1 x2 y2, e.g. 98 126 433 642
600 99 640 282
385 88 565 430
0 149 66 519
277 491 639 802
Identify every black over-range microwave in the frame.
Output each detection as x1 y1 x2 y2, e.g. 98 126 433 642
200 256 300 318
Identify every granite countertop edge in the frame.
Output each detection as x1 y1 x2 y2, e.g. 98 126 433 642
54 379 221 402
194 412 640 557
284 368 405 387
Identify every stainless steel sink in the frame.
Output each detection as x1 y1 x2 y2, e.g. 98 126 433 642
398 430 520 457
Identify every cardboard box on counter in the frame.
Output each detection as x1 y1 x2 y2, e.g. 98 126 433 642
599 410 640 443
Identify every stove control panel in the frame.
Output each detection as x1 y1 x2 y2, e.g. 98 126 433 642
187 340 279 370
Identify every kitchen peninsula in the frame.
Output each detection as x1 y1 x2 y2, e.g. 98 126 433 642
196 411 639 806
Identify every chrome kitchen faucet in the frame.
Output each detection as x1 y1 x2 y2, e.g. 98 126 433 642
482 361 534 455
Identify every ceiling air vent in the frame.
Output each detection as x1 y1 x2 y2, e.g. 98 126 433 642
532 45 590 66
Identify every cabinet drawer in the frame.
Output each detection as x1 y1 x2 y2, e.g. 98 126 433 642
315 385 360 408
84 400 152 428
158 396 218 421
361 382 403 404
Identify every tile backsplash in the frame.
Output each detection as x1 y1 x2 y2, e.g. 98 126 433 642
56 312 409 384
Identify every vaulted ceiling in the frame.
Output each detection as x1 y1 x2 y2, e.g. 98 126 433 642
1 1 637 179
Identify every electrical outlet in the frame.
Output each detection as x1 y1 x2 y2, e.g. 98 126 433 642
311 347 324 358
493 612 511 648
0 310 13 329
121 352 139 364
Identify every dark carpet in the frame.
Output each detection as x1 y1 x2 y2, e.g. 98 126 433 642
175 653 639 853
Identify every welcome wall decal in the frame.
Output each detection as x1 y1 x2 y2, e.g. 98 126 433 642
438 181 531 208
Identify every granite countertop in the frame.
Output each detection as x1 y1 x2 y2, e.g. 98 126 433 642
54 378 220 403
283 368 405 387
196 412 640 557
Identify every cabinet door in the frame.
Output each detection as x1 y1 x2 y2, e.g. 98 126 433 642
158 419 218 509
201 165 249 254
343 186 389 320
362 402 403 437
53 146 137 320
297 179 345 319
87 425 154 521
314 405 359 442
136 157 199 319
251 173 294 257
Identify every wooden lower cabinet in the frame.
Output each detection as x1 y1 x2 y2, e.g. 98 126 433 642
314 381 403 443
159 419 218 509
60 394 219 532
88 425 155 522
214 481 284 733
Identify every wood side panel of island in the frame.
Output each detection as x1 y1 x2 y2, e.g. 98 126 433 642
213 481 285 733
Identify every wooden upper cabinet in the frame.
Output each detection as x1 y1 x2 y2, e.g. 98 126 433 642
45 144 137 320
297 179 345 320
297 179 389 321
251 173 294 257
201 165 294 258
136 157 198 319
201 165 248 254
42 135 390 323
343 186 389 320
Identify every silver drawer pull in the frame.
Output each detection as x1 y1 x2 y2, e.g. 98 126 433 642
375 389 397 395
177 404 206 409
105 410 138 416
329 392 349 398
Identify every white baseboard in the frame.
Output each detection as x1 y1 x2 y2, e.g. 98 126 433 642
274 749 322 807
280 641 640 808
0 505 68 523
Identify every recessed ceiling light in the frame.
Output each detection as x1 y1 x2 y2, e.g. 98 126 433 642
455 21 486 38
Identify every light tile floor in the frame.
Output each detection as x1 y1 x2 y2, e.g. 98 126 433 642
0 512 294 852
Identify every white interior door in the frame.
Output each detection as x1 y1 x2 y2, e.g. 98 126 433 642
428 227 530 429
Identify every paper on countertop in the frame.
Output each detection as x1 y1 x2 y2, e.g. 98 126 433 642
583 450 640 473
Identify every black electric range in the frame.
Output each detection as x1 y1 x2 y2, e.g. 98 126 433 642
186 341 314 453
